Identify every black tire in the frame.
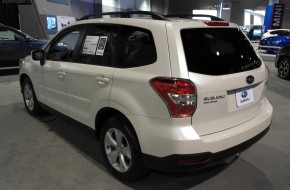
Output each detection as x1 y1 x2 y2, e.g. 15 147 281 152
21 78 44 115
100 115 149 181
278 57 290 80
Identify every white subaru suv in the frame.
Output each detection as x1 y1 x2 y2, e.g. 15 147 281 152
19 11 273 181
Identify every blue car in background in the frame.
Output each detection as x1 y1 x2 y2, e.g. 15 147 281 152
259 30 290 53
0 23 48 70
244 25 263 40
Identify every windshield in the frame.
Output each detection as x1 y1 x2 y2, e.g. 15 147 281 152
181 28 261 75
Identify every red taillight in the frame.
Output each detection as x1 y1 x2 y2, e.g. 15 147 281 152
150 77 197 118
204 21 229 26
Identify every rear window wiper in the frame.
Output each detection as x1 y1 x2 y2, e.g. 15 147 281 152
241 60 261 71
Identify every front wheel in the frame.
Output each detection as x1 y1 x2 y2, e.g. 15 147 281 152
100 116 149 181
278 57 290 80
22 78 44 115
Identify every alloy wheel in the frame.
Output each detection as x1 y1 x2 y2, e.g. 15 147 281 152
104 128 132 172
23 83 34 111
278 59 290 79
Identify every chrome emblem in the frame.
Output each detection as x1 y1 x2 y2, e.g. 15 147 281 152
246 75 254 84
204 95 225 104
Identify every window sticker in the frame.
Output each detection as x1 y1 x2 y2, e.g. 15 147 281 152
82 36 100 55
96 36 108 56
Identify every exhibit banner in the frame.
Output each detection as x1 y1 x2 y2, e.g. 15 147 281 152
57 16 76 31
270 3 284 29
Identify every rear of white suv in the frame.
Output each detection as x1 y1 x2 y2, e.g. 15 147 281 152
19 12 272 182
137 21 272 172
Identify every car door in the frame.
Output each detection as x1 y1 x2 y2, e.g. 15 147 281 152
65 25 118 127
41 27 84 114
0 27 29 68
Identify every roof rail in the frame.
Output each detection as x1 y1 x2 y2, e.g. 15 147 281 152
164 14 224 21
79 11 168 21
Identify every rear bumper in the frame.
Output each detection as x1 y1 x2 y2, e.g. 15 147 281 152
143 126 270 172
132 98 272 158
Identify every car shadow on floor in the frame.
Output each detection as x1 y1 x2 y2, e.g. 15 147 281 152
37 112 238 187
36 113 107 171
128 163 234 189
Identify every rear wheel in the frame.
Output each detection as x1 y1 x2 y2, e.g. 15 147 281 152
278 57 290 80
22 78 44 115
100 116 149 181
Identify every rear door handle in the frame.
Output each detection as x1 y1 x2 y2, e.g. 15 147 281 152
96 75 109 85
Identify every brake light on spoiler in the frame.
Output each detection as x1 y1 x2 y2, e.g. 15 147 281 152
204 21 229 26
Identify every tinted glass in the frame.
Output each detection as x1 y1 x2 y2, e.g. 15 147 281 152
116 26 157 67
253 26 262 30
78 25 118 66
280 31 290 36
181 28 261 75
47 30 81 61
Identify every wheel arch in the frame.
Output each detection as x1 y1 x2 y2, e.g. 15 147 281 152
96 107 149 181
95 107 139 142
19 73 31 91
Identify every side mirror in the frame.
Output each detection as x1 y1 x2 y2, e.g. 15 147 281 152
25 36 31 42
25 36 36 42
32 49 45 65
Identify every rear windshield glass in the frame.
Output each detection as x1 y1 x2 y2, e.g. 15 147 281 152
181 28 261 75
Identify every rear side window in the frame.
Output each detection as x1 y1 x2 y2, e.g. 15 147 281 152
116 26 157 68
181 28 261 75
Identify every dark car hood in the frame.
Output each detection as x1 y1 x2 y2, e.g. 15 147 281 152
29 39 49 49
31 39 49 44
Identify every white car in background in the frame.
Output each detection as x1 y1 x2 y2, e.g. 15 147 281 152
262 29 290 39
